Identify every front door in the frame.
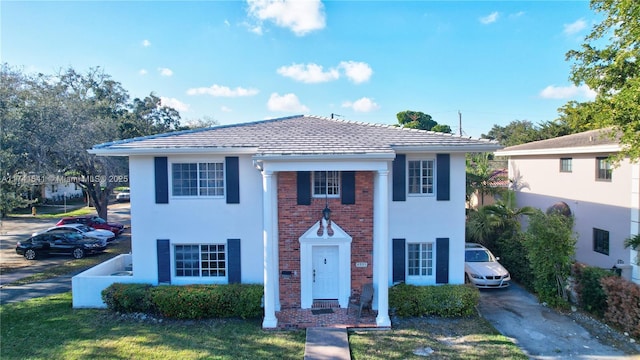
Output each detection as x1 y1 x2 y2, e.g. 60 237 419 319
312 246 339 299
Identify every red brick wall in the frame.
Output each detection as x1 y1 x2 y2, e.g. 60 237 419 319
277 171 374 308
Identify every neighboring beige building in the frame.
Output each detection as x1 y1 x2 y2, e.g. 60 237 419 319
495 129 640 283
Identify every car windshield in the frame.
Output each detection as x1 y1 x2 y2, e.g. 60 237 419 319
92 217 107 224
76 225 92 232
465 250 494 262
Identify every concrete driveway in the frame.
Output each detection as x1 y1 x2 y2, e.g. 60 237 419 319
478 283 639 359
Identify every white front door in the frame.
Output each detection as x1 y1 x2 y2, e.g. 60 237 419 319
312 246 339 299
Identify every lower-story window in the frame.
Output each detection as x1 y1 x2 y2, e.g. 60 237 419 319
175 244 226 277
408 242 433 277
593 228 609 255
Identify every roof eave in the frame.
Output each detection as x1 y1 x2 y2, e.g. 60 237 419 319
253 153 397 162
495 144 621 157
88 147 260 156
393 144 502 153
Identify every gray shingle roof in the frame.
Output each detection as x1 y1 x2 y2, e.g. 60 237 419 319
92 115 500 156
497 128 620 153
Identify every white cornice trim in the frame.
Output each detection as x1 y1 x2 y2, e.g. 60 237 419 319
495 144 621 157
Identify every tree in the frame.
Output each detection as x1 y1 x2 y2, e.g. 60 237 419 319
396 110 451 133
524 210 576 307
120 93 182 138
565 0 640 163
466 152 505 207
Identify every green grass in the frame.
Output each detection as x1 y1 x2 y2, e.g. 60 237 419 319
349 317 529 360
1 292 528 360
32 206 95 219
0 293 306 360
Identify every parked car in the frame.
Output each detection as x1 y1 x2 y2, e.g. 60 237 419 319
116 189 130 202
35 224 115 245
464 243 511 288
16 232 106 260
56 215 124 235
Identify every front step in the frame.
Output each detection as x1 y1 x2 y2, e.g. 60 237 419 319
312 299 339 309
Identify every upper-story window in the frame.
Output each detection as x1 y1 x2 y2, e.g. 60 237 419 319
560 158 572 173
313 171 340 197
408 159 434 195
596 157 612 181
172 162 224 197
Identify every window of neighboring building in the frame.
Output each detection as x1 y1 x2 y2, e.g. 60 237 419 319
172 162 224 197
175 244 226 277
408 159 435 195
593 228 610 255
407 242 433 277
560 158 572 172
596 157 612 181
313 171 340 197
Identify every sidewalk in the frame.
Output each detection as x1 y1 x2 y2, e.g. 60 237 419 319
304 327 351 360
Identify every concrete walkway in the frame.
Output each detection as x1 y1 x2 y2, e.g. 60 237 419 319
304 327 351 360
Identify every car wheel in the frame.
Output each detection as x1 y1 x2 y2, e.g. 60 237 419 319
24 249 37 260
72 248 85 259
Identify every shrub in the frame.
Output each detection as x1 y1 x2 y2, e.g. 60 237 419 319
389 283 479 317
495 232 534 291
102 283 263 320
102 283 154 313
523 210 576 307
572 264 613 317
601 276 640 338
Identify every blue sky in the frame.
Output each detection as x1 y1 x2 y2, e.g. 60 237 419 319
2 1 599 138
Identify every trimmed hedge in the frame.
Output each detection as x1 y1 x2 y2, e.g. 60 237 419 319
389 283 480 317
102 283 263 319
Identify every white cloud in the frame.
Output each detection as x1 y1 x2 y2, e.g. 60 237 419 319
480 11 499 24
339 61 373 84
186 84 259 97
509 11 525 19
142 39 151 47
247 0 326 36
564 19 587 36
158 67 173 77
139 69 148 76
224 20 231 27
160 97 190 112
277 63 339 83
267 92 309 112
539 84 596 100
341 97 380 112
221 106 232 112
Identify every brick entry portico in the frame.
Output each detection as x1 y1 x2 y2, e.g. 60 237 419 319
276 307 379 329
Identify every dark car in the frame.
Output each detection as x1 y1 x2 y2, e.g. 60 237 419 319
56 215 124 235
16 232 106 260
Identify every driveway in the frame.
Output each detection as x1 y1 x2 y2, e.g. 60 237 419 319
478 283 639 359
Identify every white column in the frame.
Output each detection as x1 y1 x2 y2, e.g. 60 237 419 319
262 170 278 328
631 163 640 284
374 170 391 327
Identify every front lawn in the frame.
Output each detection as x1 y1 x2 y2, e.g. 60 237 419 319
0 293 306 360
1 293 528 360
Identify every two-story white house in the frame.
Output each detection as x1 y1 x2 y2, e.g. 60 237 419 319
495 129 640 284
85 115 500 328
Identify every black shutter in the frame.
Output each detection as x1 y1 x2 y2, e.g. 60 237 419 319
435 238 449 284
341 171 355 205
225 157 240 204
157 239 171 284
392 238 406 283
227 239 241 284
436 154 450 201
297 171 311 205
392 154 406 201
154 157 169 204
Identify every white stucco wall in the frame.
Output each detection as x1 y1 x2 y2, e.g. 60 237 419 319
509 154 634 272
388 153 467 285
128 154 265 286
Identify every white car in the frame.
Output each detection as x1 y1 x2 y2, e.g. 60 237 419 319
116 189 130 202
35 224 116 246
464 243 511 288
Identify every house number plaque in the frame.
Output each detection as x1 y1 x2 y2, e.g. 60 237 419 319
355 262 368 268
